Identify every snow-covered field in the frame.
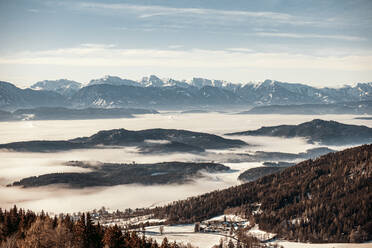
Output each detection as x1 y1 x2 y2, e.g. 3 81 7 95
143 222 372 248
144 224 227 248
206 214 247 223
100 215 166 227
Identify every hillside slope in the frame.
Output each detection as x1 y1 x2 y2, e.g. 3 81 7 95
240 101 372 115
152 144 372 243
0 128 247 152
227 119 372 145
0 81 66 110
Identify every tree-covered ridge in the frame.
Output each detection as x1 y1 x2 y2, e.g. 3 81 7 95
151 144 372 243
10 161 229 188
0 128 246 153
227 119 372 145
237 166 286 182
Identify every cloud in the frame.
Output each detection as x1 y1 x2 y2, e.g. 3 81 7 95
168 45 184 49
255 32 366 41
50 2 367 38
0 112 361 213
0 112 323 213
227 48 254 53
0 44 371 72
75 2 314 26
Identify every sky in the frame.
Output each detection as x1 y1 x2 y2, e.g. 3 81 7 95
0 0 372 88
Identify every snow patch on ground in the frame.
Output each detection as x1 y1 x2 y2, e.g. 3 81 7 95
145 224 224 248
206 214 246 223
247 224 276 241
101 215 167 227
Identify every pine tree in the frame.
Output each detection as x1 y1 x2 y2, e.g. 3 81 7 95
228 239 235 248
103 225 123 248
85 213 102 248
74 213 87 248
54 220 74 248
160 237 170 248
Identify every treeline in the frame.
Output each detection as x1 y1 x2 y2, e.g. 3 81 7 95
0 206 186 248
150 144 372 243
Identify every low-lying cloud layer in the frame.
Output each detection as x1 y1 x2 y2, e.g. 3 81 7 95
0 113 370 213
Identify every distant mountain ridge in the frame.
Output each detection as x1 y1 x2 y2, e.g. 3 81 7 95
88 75 139 88
0 128 247 153
31 79 82 96
227 119 372 145
1 107 157 121
240 101 372 115
70 83 245 108
0 81 66 110
1 76 372 109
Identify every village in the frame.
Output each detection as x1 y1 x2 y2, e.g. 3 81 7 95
76 206 279 247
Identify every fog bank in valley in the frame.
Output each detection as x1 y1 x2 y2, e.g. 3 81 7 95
0 112 370 213
1 112 371 143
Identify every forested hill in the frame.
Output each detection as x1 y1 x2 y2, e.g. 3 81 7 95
227 119 372 145
0 128 246 153
152 144 372 243
0 207 174 248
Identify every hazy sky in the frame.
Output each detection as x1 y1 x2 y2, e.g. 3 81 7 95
0 0 372 87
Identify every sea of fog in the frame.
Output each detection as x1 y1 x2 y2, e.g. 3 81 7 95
0 112 371 213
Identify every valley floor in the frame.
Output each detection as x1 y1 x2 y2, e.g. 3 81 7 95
145 224 222 248
144 224 372 248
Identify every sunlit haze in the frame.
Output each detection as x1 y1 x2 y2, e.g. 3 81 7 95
0 0 372 87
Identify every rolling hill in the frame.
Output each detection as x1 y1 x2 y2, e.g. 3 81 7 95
227 119 372 145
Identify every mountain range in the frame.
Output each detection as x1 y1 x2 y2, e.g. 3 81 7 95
0 81 66 110
0 107 157 121
1 76 372 110
240 101 372 115
30 79 82 97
